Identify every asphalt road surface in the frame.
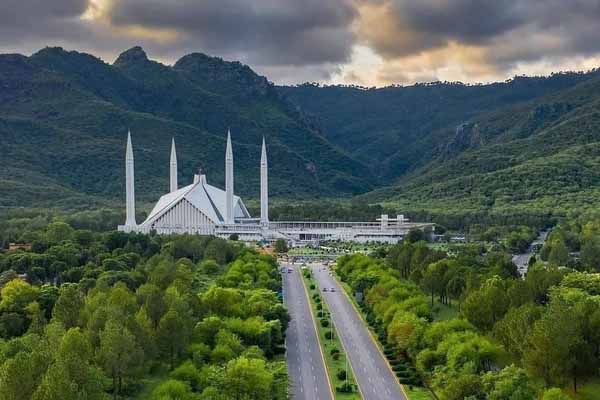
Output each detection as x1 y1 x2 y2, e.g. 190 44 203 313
512 230 549 276
311 264 407 400
282 264 333 400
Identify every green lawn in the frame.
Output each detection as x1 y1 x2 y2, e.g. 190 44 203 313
302 271 361 400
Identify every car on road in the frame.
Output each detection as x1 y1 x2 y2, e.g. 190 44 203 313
330 288 336 292
322 287 328 292
287 268 293 273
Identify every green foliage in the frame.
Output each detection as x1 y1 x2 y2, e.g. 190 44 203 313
0 220 287 399
0 47 376 208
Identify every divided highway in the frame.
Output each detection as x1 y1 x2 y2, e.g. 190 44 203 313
311 264 407 400
282 263 333 400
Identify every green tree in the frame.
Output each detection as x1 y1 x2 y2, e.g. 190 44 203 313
158 309 191 369
150 379 196 400
273 239 288 254
33 328 107 400
462 276 510 330
223 357 273 400
548 238 569 266
482 365 536 400
97 320 143 399
52 284 83 328
0 279 40 312
46 222 75 244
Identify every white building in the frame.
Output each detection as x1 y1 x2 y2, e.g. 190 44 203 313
118 131 434 245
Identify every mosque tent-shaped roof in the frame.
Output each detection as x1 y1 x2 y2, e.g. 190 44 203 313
139 174 250 228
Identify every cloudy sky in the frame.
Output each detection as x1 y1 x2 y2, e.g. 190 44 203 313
2 0 600 86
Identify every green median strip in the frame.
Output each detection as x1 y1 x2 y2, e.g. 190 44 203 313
301 268 362 400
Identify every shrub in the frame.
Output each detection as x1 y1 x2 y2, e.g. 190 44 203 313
316 303 322 311
320 319 330 328
336 370 347 381
332 352 340 361
330 348 340 356
324 331 333 340
310 284 316 290
317 311 323 318
336 383 353 393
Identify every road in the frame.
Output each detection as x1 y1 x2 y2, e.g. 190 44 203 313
311 264 407 400
282 263 333 400
512 230 549 276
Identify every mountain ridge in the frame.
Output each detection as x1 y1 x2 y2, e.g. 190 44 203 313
0 46 377 208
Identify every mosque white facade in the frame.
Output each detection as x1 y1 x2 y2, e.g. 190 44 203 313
118 131 434 245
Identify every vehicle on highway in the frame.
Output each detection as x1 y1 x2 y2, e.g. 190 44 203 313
322 287 328 292
330 287 336 292
287 268 293 273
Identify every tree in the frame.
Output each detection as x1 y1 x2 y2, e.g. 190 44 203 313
150 380 196 400
33 328 106 400
493 303 542 359
482 365 536 400
135 283 166 329
51 284 83 328
157 309 191 369
581 235 600 270
387 311 425 356
524 294 593 392
223 357 273 399
273 239 288 254
0 341 52 400
97 320 143 399
46 222 75 244
462 277 510 331
0 279 39 312
548 238 569 266
405 229 427 243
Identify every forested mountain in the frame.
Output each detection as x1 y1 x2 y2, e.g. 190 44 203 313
359 73 600 217
281 70 600 219
2 45 600 218
0 46 375 208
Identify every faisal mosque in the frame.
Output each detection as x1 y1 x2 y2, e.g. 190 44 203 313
118 131 434 245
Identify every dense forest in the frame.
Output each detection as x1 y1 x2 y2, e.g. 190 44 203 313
0 219 288 399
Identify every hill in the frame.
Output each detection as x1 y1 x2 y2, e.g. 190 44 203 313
3 45 600 223
359 73 600 224
0 47 376 208
280 71 600 223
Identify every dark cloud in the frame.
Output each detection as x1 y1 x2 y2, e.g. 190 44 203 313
359 0 600 69
1 0 600 85
0 0 90 44
107 0 356 67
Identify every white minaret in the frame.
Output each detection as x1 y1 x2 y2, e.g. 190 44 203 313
170 137 178 192
125 131 137 228
225 129 234 224
260 137 269 225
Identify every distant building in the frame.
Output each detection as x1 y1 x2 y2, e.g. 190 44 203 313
118 130 434 245
8 243 32 252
